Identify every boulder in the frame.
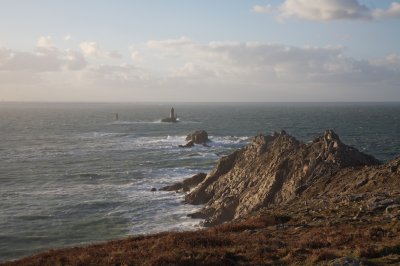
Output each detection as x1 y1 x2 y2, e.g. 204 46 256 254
160 173 207 192
186 130 209 144
178 140 195 148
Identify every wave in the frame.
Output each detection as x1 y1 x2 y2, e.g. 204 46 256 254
109 119 201 125
110 120 163 125
78 132 132 139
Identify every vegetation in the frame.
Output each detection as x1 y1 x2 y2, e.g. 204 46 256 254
2 206 400 265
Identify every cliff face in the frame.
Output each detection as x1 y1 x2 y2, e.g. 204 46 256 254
185 130 381 226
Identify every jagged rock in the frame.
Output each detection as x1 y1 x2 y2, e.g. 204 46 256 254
160 173 207 192
179 140 195 148
186 130 209 144
186 130 381 226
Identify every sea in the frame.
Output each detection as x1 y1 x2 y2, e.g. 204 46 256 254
1 102 399 261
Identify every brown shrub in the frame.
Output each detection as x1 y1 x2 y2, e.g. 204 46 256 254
308 250 338 263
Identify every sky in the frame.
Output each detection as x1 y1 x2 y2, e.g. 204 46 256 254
0 0 400 102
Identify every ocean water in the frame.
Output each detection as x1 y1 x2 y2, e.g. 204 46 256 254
0 102 399 261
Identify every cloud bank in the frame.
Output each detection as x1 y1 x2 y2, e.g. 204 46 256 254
0 36 399 102
253 0 400 21
80 42 122 59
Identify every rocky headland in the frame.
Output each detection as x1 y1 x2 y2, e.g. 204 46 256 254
185 130 382 226
3 130 400 265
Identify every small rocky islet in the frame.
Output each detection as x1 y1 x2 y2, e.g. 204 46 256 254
4 130 400 265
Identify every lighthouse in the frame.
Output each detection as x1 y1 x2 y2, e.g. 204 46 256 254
161 107 178 122
170 107 176 120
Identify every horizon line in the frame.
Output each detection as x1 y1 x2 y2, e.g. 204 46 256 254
1 100 400 104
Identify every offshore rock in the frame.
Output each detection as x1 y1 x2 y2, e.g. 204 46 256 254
178 140 195 148
186 130 209 144
186 130 381 226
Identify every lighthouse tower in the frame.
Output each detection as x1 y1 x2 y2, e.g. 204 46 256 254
162 107 178 122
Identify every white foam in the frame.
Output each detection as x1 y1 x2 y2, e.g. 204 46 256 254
211 135 250 145
109 120 163 125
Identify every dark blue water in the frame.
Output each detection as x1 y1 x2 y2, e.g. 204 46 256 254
0 102 399 261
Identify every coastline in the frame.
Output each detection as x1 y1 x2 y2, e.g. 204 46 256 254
3 130 400 265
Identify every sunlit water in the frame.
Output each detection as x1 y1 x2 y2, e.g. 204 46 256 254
0 102 399 261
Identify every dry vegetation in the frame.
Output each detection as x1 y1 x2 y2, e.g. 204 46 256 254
2 205 400 266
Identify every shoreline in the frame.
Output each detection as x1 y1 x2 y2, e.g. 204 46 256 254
3 130 400 265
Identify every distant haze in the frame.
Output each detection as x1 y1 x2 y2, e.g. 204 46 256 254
0 0 400 102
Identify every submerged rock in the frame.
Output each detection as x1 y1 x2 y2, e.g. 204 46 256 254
186 130 381 226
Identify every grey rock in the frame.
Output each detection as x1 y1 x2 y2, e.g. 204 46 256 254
186 130 380 226
160 173 207 192
186 130 209 144
179 140 195 148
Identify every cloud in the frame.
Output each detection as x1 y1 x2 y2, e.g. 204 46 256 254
80 41 122 59
147 37 193 51
373 2 400 19
0 37 87 73
143 38 400 100
252 5 273 14
253 0 400 21
84 64 149 84
37 36 56 50
64 34 72 41
62 49 87 70
279 0 370 21
370 54 400 70
1 37 400 101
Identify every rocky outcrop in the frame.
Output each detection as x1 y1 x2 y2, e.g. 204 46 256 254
159 173 207 192
186 130 381 226
186 130 209 144
178 140 195 148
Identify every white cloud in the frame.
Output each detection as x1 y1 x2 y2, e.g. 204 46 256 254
130 50 141 61
143 38 400 100
37 36 56 50
1 37 400 102
62 49 87 70
0 43 86 73
64 34 72 41
373 2 400 19
371 54 400 70
79 41 122 59
252 5 273 14
279 0 370 21
254 0 400 21
147 37 193 50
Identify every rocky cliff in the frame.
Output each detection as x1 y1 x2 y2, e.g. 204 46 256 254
185 130 381 226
